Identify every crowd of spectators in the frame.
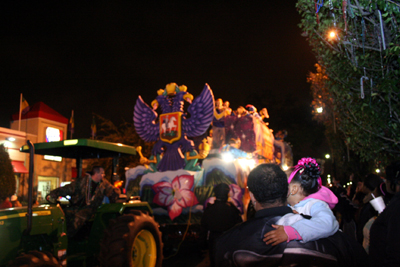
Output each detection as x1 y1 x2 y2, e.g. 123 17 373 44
201 159 400 266
329 161 400 266
0 195 22 208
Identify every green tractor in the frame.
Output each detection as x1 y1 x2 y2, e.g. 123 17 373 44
0 139 163 267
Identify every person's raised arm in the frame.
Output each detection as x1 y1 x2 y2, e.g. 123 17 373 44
49 182 76 199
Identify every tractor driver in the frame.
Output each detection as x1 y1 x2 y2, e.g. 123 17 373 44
48 166 121 237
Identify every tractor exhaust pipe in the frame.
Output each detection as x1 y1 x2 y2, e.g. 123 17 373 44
25 140 35 235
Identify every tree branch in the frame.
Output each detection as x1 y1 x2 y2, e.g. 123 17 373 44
386 0 400 8
345 107 399 144
352 0 374 16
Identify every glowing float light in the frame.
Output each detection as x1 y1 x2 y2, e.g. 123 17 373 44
316 107 323 113
222 151 256 170
222 152 235 162
237 158 256 171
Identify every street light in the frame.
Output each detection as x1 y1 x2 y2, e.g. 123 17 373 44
325 154 330 159
316 107 324 113
328 30 337 39
327 28 339 41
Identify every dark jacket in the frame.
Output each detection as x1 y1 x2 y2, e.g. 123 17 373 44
369 192 400 267
200 200 243 266
50 173 120 208
214 205 369 267
49 173 120 236
200 200 243 248
201 200 243 236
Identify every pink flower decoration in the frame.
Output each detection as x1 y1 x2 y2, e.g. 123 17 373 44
152 175 199 220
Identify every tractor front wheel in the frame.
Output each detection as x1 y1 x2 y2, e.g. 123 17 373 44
99 211 163 267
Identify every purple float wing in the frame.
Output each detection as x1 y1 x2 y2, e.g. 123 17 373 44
183 84 215 138
134 96 159 142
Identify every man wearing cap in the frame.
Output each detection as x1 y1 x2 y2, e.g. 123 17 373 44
200 183 242 266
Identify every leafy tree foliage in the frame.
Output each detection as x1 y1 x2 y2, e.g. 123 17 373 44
297 0 400 167
0 144 16 199
309 64 373 178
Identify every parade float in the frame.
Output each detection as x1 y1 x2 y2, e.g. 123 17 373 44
125 83 293 231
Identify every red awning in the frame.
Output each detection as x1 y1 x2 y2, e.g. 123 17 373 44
11 161 28 174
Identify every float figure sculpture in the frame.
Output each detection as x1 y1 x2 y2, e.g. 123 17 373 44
134 83 214 172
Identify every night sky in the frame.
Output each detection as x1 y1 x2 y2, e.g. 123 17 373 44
0 1 327 159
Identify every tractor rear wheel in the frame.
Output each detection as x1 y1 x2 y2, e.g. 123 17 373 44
8 251 61 267
99 211 163 267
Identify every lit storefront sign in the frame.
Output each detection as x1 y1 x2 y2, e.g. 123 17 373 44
45 127 63 161
45 127 63 142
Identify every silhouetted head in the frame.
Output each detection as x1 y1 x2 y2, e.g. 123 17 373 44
248 164 288 207
214 183 230 202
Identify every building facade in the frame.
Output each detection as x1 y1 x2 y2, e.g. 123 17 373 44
2 102 73 202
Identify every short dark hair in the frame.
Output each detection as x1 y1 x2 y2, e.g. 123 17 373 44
247 164 288 206
363 173 382 191
92 166 104 174
214 183 230 202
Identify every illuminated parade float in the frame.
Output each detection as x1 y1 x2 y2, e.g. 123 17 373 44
126 83 293 224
